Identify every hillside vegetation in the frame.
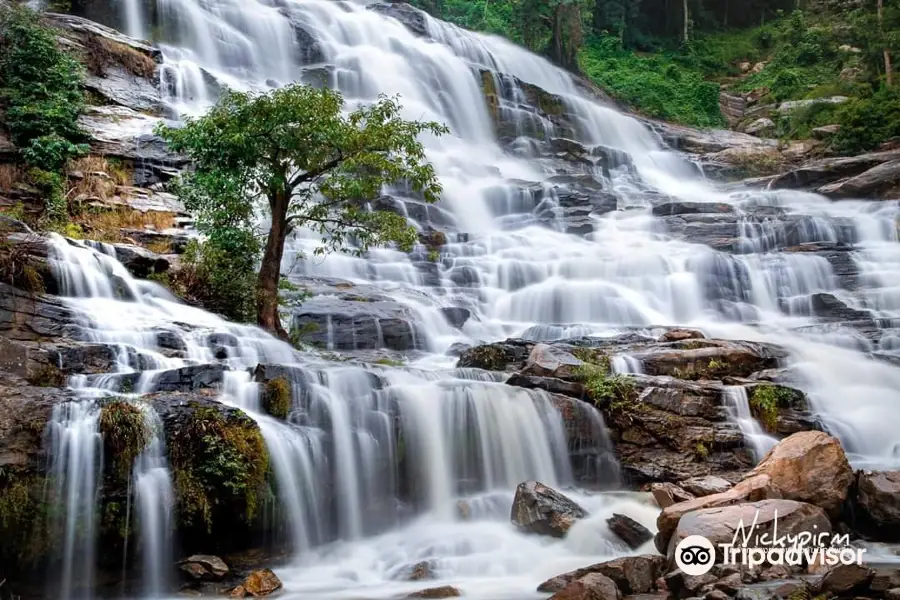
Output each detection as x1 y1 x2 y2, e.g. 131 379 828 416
411 0 900 153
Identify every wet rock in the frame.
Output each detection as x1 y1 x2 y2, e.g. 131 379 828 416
871 567 900 593
816 564 874 595
407 561 435 581
0 283 74 342
92 364 226 393
120 228 192 254
647 119 778 155
651 202 735 217
854 470 900 540
655 474 783 553
369 2 429 37
679 476 733 497
650 482 695 509
634 339 785 380
666 499 831 560
521 343 584 379
440 307 471 330
456 340 533 371
242 569 282 597
511 480 587 538
506 373 584 397
748 431 852 515
606 513 653 550
539 555 666 595
548 573 620 600
406 585 461 598
104 242 170 277
291 296 425 351
819 159 900 199
289 19 325 65
768 149 900 191
659 329 706 343
178 555 229 581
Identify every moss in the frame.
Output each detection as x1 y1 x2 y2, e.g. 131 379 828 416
694 441 710 461
26 363 66 387
101 500 130 542
571 347 610 371
374 357 405 367
467 345 508 371
262 377 291 420
576 362 635 410
427 249 441 262
748 384 796 433
99 400 151 480
168 405 269 533
0 470 51 569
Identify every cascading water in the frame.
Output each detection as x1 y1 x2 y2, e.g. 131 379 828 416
31 0 900 596
722 386 778 461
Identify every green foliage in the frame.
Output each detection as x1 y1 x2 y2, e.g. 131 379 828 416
579 36 724 127
694 441 710 460
576 362 634 408
158 84 445 330
178 236 259 323
748 384 795 432
0 5 87 220
0 470 50 568
99 401 151 480
168 406 269 532
832 88 900 154
263 377 291 420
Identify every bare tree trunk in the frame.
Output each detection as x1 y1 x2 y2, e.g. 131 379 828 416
257 190 290 340
682 0 689 42
879 0 894 86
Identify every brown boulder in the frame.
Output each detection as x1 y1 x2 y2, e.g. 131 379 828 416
408 561 435 581
511 480 587 538
667 499 831 561
178 555 229 581
606 513 653 550
655 474 781 553
748 431 852 515
243 569 282 597
406 586 461 598
679 476 733 497
549 573 620 600
538 555 666 595
855 470 900 538
816 564 874 595
521 343 584 379
659 329 705 343
650 483 694 509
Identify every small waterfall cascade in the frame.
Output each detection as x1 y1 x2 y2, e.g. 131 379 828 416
722 386 778 462
133 408 175 598
47 400 103 600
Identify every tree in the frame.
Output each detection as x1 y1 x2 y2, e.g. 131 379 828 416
159 85 447 337
878 0 894 86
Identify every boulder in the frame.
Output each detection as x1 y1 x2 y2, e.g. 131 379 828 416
854 470 900 539
816 564 874 595
439 307 471 330
538 555 666 595
811 124 841 139
456 340 533 372
242 568 282 597
178 555 229 581
656 474 782 553
650 482 695 509
606 514 653 550
291 296 425 351
818 159 900 199
720 92 747 128
633 339 785 380
748 431 852 515
679 476 733 497
521 343 584 379
407 561 435 581
510 480 587 538
548 573 620 600
103 242 170 277
777 96 850 114
406 586 461 598
658 330 706 343
667 499 831 561
369 2 429 37
744 118 776 137
768 149 900 190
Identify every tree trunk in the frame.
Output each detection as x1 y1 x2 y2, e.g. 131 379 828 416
257 189 290 340
879 0 894 86
682 0 689 42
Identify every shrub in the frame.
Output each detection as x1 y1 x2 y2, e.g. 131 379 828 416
99 401 151 480
832 88 900 154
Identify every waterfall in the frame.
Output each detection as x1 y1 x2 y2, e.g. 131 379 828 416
722 386 778 462
47 401 103 600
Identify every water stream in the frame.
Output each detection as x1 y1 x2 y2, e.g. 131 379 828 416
30 0 900 597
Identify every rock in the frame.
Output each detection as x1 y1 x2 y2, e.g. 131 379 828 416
679 476 733 497
840 67 862 82
887 589 900 600
655 474 783 553
817 564 874 595
748 431 852 515
778 96 850 114
659 329 706 343
651 483 695 509
228 585 247 597
720 93 747 128
606 514 653 550
406 586 461 598
440 307 471 330
456 340 533 371
242 569 282 597
0 283 74 342
651 203 735 217
752 62 767 73
538 556 666 595
102 242 170 278
288 19 325 65
291 296 425 351
521 343 584 379
178 555 229 581
767 149 900 190
649 120 778 155
744 118 776 137
369 2 429 37
511 480 587 538
854 470 900 539
633 339 785 380
812 124 842 139
667 499 831 561
90 364 226 393
548 573 620 600
408 561 435 581
818 159 900 199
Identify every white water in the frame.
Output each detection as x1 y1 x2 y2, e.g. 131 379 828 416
36 0 900 596
723 386 778 461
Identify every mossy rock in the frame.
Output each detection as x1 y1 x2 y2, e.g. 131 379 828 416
262 377 291 420
0 469 52 574
747 384 804 433
165 401 269 543
99 400 151 481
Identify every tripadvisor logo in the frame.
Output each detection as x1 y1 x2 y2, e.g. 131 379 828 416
674 510 867 576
